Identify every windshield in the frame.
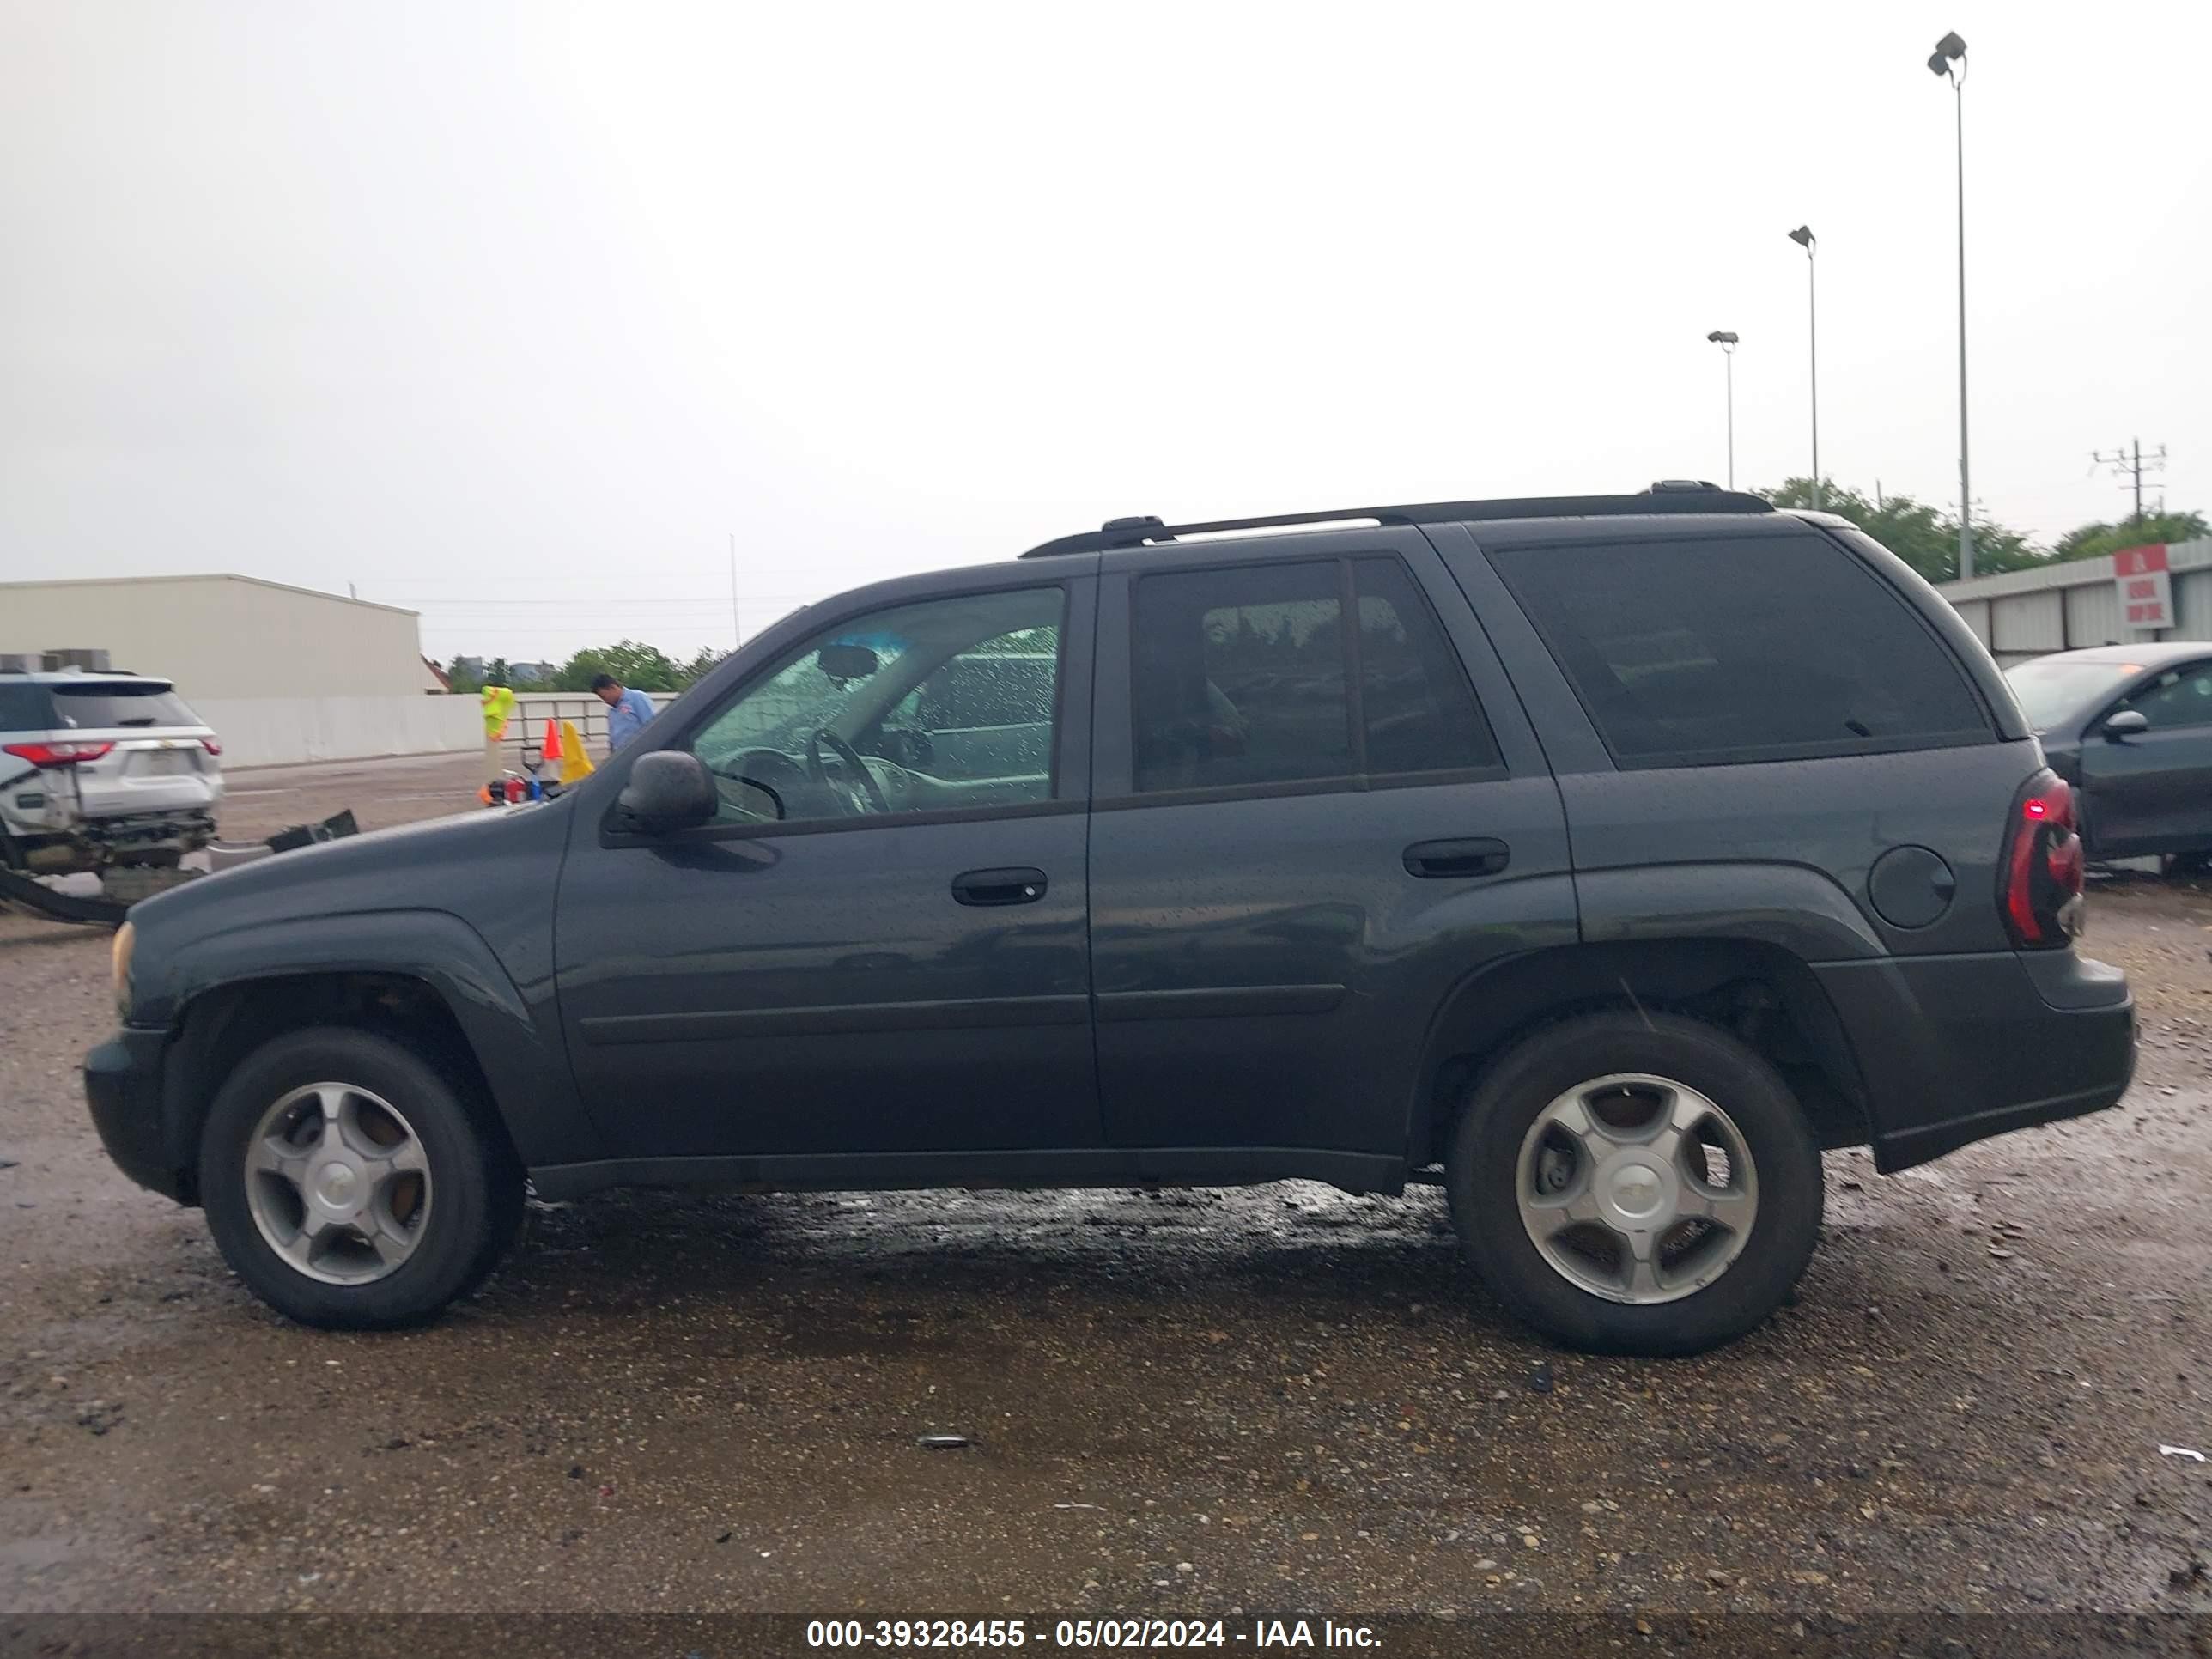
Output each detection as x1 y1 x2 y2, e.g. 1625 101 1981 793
50 682 200 730
2003 659 2134 731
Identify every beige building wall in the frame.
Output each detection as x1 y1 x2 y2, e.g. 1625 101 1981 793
0 574 430 698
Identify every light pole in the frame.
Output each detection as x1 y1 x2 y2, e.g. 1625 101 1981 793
1705 331 1739 489
1928 32 1972 578
1786 226 1819 505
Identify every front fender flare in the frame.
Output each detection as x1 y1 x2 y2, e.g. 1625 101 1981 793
156 909 602 1171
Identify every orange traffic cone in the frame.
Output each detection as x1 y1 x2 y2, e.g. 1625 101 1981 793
542 718 562 762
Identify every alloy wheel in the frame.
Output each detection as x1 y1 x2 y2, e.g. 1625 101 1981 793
1515 1072 1759 1305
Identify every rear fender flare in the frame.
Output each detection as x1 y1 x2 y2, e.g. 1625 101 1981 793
1404 933 1870 1170
1575 862 1887 962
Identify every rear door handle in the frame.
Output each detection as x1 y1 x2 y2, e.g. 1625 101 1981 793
951 866 1048 907
1403 837 1510 879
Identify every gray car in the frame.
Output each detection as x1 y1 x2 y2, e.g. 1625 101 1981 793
0 669 225 881
2006 643 2212 872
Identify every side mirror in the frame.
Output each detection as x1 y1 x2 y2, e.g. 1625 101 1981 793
2102 708 2150 741
617 750 717 833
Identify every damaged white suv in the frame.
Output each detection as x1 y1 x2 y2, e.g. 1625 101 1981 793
0 669 225 895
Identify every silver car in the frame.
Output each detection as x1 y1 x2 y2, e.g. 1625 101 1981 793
0 670 225 880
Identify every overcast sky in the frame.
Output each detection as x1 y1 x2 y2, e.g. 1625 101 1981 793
3 1 2207 664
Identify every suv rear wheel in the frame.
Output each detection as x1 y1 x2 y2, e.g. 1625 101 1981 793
1446 1011 1823 1357
198 1027 522 1329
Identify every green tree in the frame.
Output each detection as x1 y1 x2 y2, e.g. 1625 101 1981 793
445 654 483 695
553 640 684 692
679 647 728 688
483 656 514 689
2050 510 2209 564
1756 478 2043 583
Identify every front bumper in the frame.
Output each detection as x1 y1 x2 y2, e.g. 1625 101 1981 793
1814 950 2136 1173
84 1027 191 1203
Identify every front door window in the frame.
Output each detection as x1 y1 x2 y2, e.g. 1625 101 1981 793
685 586 1064 826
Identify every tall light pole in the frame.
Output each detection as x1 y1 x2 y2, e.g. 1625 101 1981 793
1928 32 1972 578
1786 226 1819 505
1705 331 1739 489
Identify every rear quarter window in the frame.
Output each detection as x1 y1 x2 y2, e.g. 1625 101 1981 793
1488 532 1995 767
0 684 57 730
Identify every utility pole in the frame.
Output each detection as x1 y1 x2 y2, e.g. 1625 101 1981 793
2091 439 2166 526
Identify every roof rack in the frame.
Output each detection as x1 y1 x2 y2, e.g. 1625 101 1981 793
1019 483 1773 559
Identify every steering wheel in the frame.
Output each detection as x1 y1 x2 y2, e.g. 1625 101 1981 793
806 728 889 816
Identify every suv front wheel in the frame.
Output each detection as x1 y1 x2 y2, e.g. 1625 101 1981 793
198 1027 523 1329
1447 1012 1823 1357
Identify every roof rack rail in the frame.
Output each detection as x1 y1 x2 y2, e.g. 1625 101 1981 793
1019 483 1773 559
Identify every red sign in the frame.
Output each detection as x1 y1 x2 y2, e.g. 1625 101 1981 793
2112 544 2173 629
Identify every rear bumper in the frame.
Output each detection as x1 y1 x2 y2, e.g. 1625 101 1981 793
8 811 216 866
84 1027 191 1203
79 810 217 846
1814 950 2135 1173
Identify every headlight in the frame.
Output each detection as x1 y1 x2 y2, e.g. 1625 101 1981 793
111 920 135 1019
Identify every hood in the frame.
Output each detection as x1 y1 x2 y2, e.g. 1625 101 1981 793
130 798 568 934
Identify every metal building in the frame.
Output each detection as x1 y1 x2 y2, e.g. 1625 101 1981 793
0 574 436 698
1936 538 2212 667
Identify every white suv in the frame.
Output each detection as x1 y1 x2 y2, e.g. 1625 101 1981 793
0 670 225 882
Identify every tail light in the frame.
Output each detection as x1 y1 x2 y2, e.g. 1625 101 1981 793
201 738 222 757
2002 769 2085 948
3 740 115 767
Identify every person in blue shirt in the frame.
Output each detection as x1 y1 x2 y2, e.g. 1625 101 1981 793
591 673 657 751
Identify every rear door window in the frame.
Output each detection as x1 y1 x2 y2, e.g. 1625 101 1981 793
1355 557 1500 775
1133 561 1348 793
1487 532 1994 767
1129 556 1502 794
49 683 201 730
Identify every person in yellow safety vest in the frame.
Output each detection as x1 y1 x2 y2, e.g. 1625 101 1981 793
479 685 516 786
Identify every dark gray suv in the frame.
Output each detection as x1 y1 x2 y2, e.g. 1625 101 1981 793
84 485 2135 1355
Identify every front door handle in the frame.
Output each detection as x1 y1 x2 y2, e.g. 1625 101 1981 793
1403 837 1510 879
951 866 1048 907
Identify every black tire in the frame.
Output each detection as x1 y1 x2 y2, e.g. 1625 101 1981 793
1446 1011 1823 1358
198 1026 523 1330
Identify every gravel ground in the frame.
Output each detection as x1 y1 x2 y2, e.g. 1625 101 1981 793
1 751 2208 1627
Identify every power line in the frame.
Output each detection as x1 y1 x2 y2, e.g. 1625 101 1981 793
2090 438 2167 524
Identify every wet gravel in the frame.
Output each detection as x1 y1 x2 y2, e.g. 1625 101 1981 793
1 753 2207 1620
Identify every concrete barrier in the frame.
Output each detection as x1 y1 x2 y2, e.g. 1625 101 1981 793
187 687 687 773
193 696 483 769
502 693 615 763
